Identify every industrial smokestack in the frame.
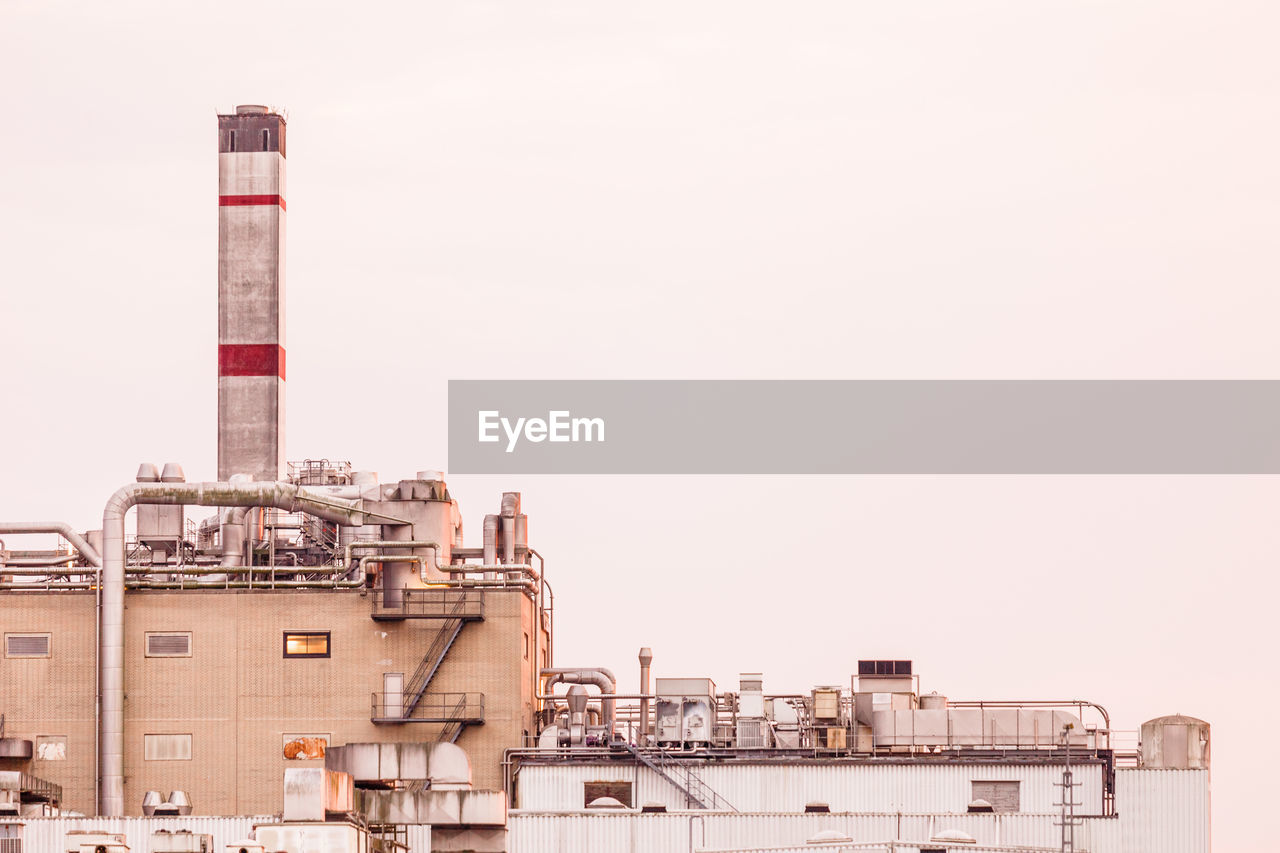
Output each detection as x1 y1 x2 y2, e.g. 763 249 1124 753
217 105 287 482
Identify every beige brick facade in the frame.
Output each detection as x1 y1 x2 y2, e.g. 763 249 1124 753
0 587 549 815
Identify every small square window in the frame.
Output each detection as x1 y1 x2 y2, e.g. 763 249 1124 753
5 633 50 658
144 733 192 761
283 631 330 658
584 781 632 808
972 780 1020 813
36 736 66 761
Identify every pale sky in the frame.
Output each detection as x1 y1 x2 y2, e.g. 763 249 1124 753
2 2 1277 847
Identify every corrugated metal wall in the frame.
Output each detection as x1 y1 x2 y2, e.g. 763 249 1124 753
10 817 434 853
1087 768 1209 853
508 768 1211 853
13 816 267 852
6 814 435 850
506 812 1080 853
515 762 1105 814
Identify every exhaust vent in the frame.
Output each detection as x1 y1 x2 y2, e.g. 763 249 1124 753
5 633 50 658
145 632 192 658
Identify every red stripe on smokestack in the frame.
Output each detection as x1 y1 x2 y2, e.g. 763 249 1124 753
219 194 287 210
219 344 286 380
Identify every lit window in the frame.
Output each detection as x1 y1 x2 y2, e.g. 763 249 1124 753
283 631 330 658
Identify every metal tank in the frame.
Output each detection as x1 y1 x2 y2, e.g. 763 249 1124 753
1140 714 1210 769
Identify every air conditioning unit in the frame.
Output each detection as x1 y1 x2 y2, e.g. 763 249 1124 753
65 831 128 853
225 843 264 853
151 830 213 853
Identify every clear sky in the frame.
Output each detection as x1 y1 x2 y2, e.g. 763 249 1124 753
2 1 1277 847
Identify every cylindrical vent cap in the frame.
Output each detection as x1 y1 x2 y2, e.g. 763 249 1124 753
160 462 185 483
235 105 269 115
136 463 160 482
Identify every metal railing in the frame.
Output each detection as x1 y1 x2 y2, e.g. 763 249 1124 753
370 691 485 724
371 588 485 620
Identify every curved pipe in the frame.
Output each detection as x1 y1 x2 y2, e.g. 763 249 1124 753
99 480 366 816
219 507 249 567
542 667 617 735
0 522 102 566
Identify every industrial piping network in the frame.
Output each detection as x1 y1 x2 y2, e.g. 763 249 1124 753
97 480 369 817
541 667 619 734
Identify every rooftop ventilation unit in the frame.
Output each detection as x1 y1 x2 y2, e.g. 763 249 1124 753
150 830 213 853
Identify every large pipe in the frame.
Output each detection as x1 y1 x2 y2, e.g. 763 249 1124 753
542 667 617 735
0 522 102 566
99 479 365 816
500 493 519 564
219 507 249 567
356 556 538 592
639 647 653 743
482 515 499 565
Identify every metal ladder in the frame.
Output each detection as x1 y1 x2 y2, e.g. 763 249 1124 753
622 743 736 811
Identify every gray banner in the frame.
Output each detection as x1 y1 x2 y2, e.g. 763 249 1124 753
447 380 1280 474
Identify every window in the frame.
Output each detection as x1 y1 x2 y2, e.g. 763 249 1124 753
144 733 192 761
35 736 66 761
583 781 632 808
283 631 330 658
283 734 329 760
5 633 50 658
145 632 192 657
228 130 236 151
262 129 270 150
971 780 1020 813
523 632 529 660
858 660 912 676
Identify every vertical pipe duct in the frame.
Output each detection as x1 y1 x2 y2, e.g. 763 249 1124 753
482 515 499 565
98 479 366 816
217 105 287 482
500 492 519 564
639 647 653 743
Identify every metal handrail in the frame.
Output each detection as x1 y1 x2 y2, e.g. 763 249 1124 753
372 588 485 619
370 691 484 722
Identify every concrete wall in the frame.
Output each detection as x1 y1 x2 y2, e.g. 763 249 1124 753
0 587 545 815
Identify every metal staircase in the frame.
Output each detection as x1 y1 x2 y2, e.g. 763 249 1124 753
370 590 486 743
622 743 736 811
403 616 465 714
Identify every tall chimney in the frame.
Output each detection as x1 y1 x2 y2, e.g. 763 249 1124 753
216 105 287 482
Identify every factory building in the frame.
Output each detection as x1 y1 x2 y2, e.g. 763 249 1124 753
0 107 1210 853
